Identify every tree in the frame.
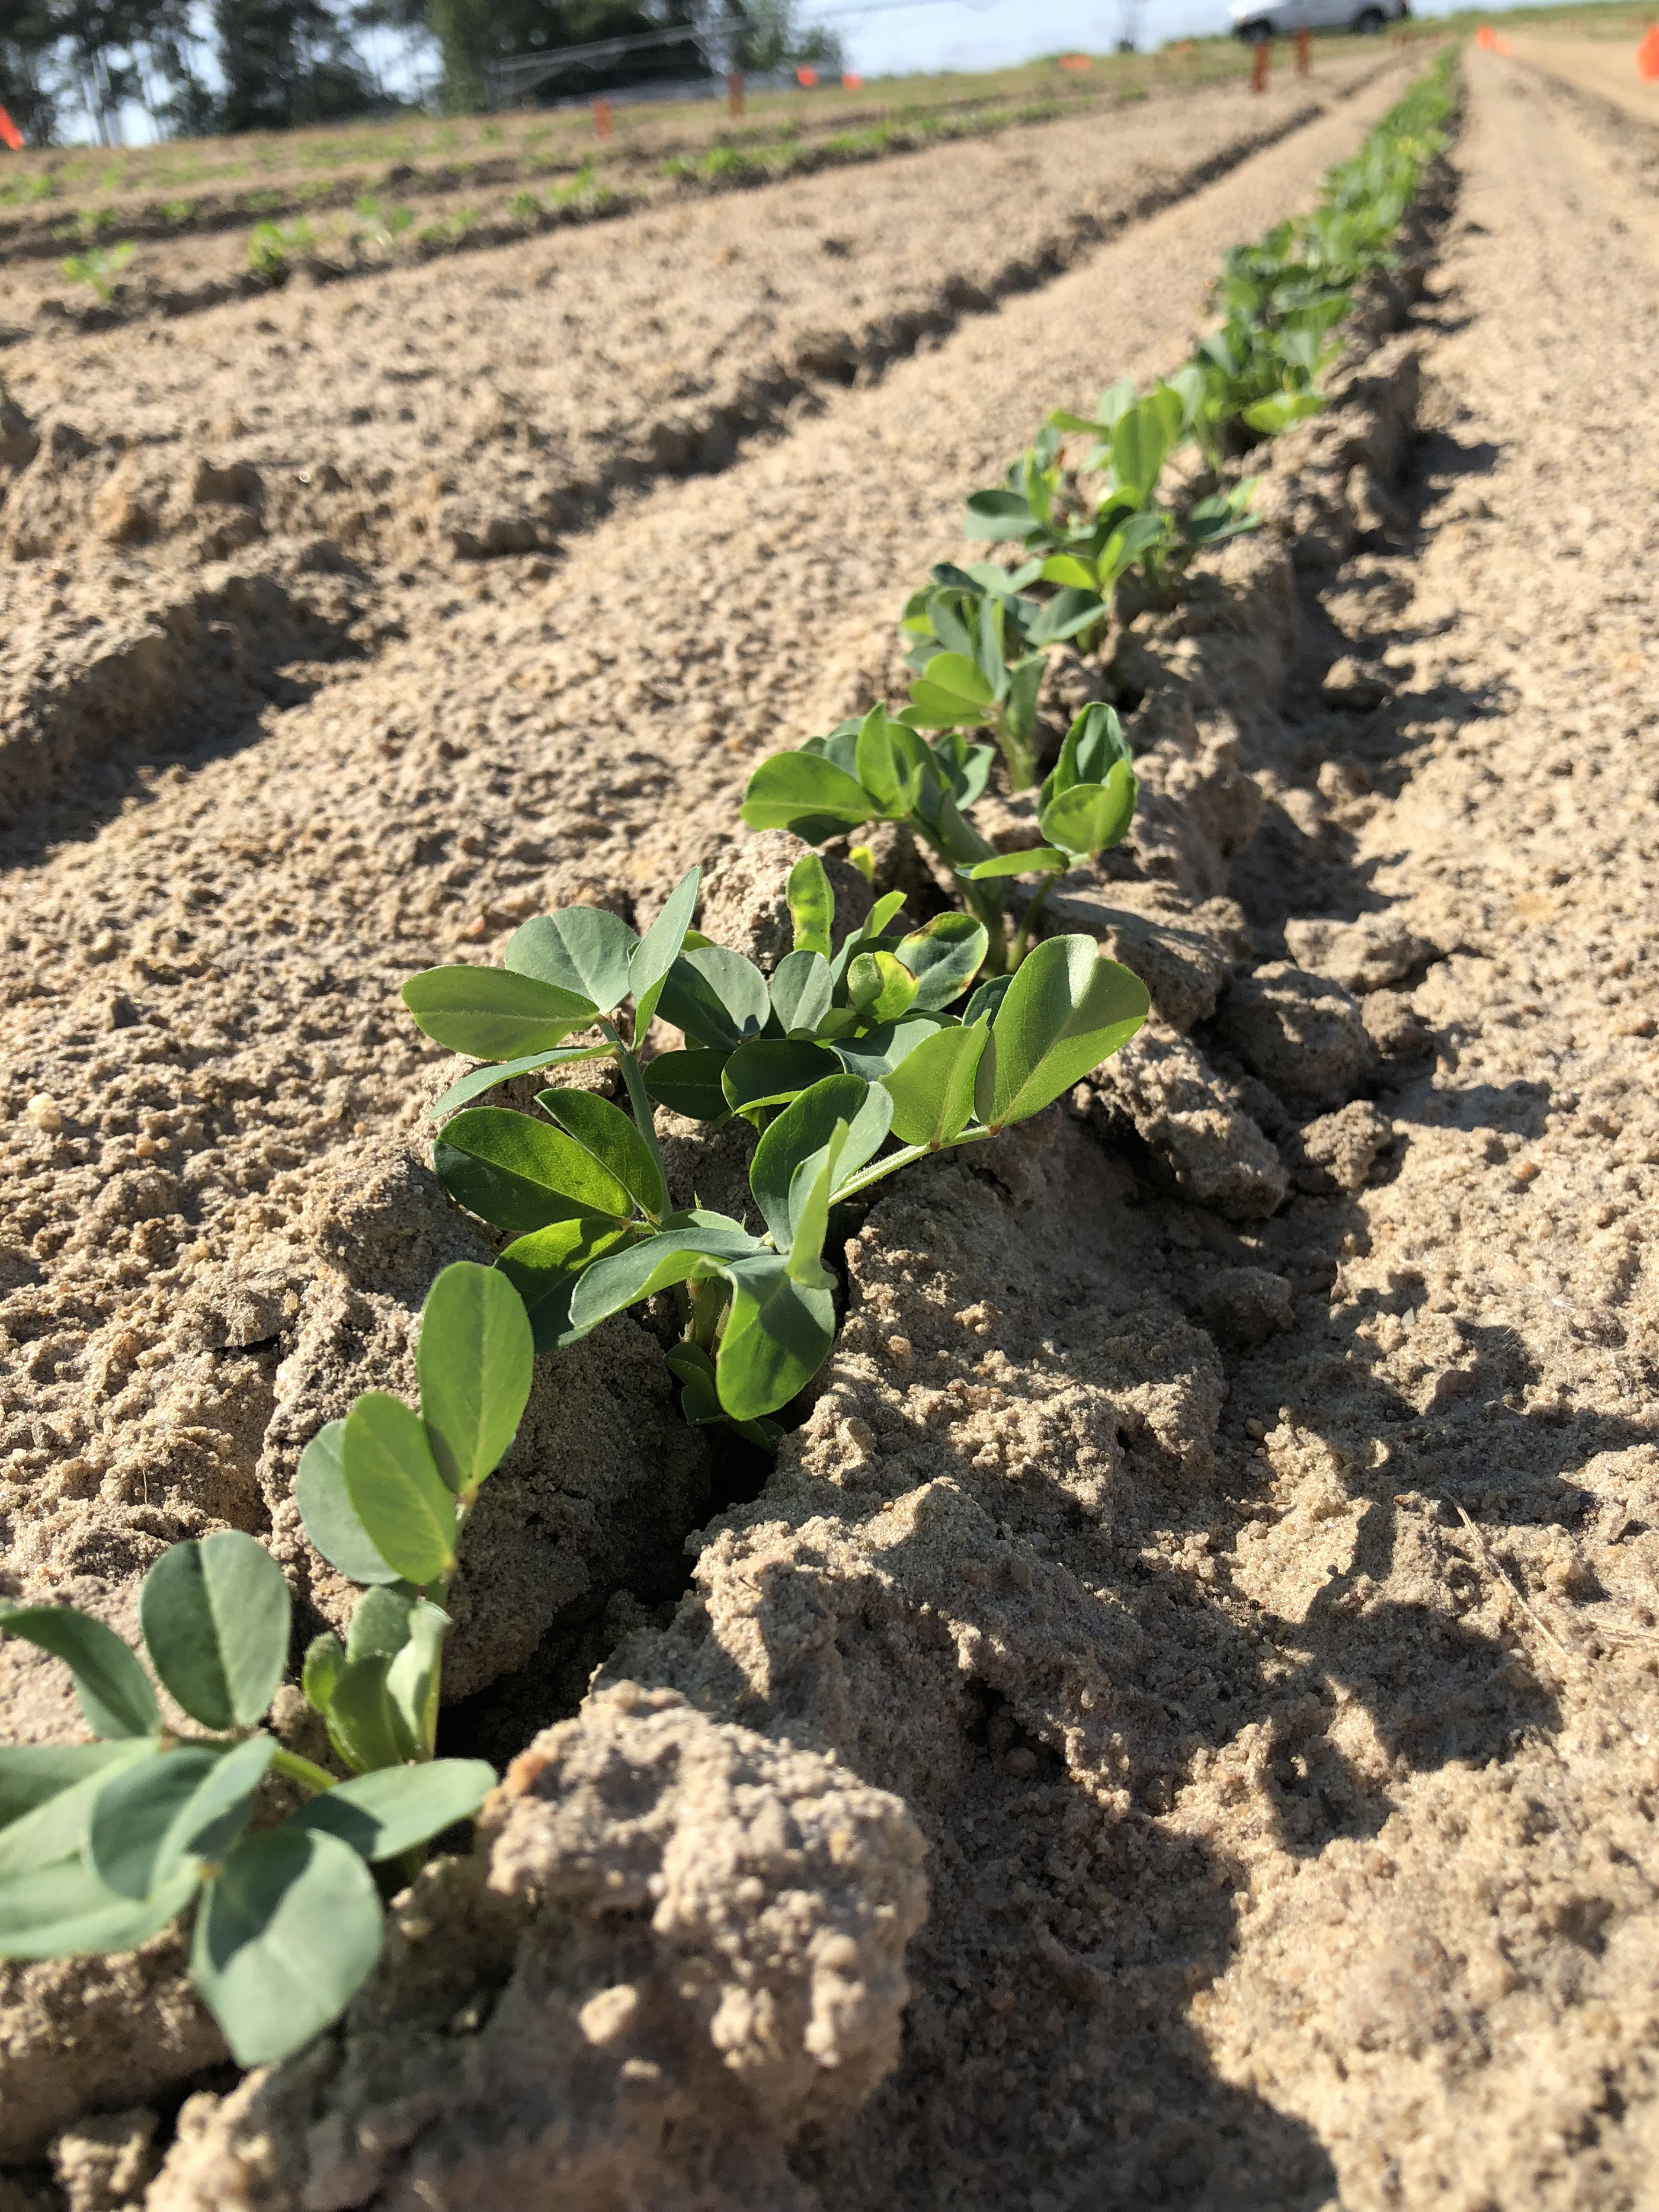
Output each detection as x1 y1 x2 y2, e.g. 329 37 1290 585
212 0 382 130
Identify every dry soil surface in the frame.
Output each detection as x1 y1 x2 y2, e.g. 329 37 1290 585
1508 30 1659 128
4 43 1659 2212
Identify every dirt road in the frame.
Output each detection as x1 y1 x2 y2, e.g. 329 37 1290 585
7 40 1659 2212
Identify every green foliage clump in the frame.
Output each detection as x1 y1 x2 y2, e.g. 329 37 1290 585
59 240 132 302
401 863 1147 1437
247 217 315 282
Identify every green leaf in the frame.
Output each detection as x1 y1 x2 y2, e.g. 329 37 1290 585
345 1584 418 1663
960 847 1068 880
401 967 595 1061
978 937 1149 1129
1111 397 1170 505
0 1743 155 1881
192 1825 384 2066
288 1759 495 1864
908 650 995 727
138 1533 290 1734
1003 652 1046 755
504 906 638 1015
854 707 933 819
786 854 834 958
426 1044 615 1124
656 947 770 1053
0 1743 140 1833
294 1422 401 1588
321 1655 410 1774
721 1038 843 1117
930 732 995 811
415 1260 534 1495
847 950 920 1025
89 1734 275 1900
715 1256 835 1421
882 1022 989 1148
895 913 988 1010
1039 761 1139 858
768 949 834 1037
534 1089 667 1223
341 1395 457 1588
832 1018 941 1083
963 488 1037 539
1026 589 1102 647
0 1854 197 1961
1044 703 1132 804
1039 553 1097 591
0 1605 159 1742
566 1226 763 1335
435 1107 635 1235
640 1048 733 1122
741 752 873 839
499 1219 642 1351
385 1600 447 1763
630 865 701 1032
749 1073 891 1246
786 1120 848 1288
302 1634 344 1716
665 1340 723 1425
963 974 1014 1027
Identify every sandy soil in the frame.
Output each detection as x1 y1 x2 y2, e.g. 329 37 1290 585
4 40 1659 2211
1508 30 1659 125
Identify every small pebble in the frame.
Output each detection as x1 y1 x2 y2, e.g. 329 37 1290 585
25 1095 62 1135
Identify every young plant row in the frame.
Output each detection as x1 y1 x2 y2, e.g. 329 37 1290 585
0 56 1456 2070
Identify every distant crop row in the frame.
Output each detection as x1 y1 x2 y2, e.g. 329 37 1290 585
0 57 1456 2066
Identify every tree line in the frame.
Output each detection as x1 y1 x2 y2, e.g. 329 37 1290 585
0 0 840 145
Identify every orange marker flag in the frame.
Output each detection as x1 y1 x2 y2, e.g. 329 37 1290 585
796 64 819 87
0 104 22 151
1475 22 1495 46
1638 21 1659 78
843 71 863 88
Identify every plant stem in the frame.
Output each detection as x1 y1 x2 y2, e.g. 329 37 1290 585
271 1749 339 1796
1008 873 1059 969
834 1124 995 1204
607 1033 670 1219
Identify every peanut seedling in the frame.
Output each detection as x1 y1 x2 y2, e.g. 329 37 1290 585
402 867 1147 1431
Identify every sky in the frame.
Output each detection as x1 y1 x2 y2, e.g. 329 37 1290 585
811 0 1252 70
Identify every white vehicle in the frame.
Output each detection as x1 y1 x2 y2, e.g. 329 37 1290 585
1230 0 1408 40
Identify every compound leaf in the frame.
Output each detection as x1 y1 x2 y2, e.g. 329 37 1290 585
322 1654 410 1774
